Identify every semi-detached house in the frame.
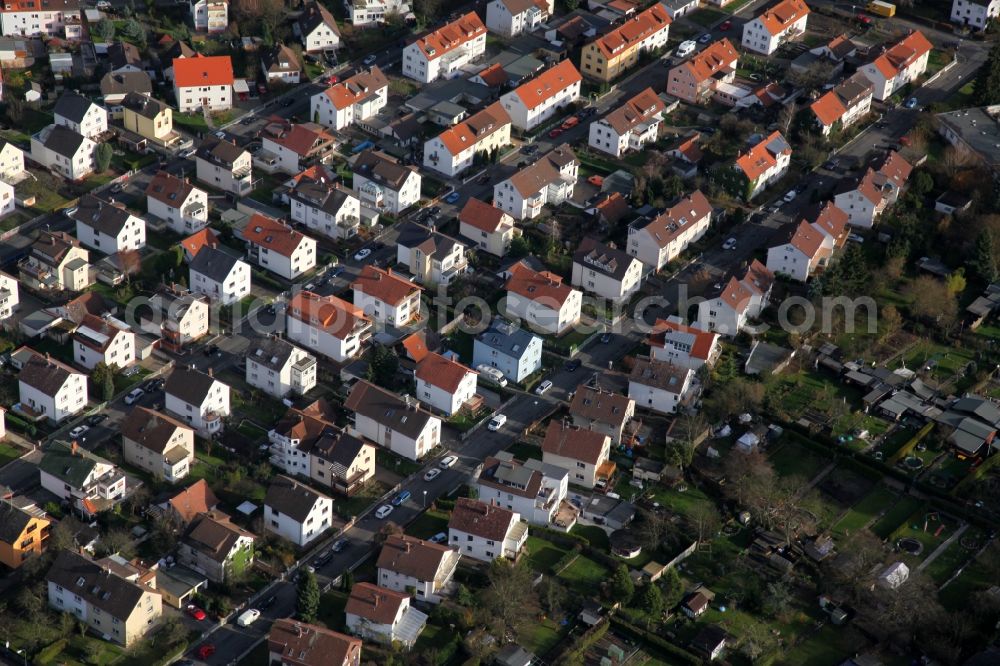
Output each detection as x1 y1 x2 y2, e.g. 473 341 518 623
580 4 671 82
268 400 338 479
188 246 251 305
627 190 712 271
458 198 519 257
164 365 230 436
352 265 422 327
17 351 87 423
475 453 569 526
242 213 317 281
741 0 809 56
859 31 933 101
0 0 81 38
377 534 461 604
285 291 372 362
766 219 834 282
500 59 582 130
628 356 694 415
178 510 254 583
423 102 511 177
246 336 317 399
571 236 643 302
648 317 721 371
666 38 739 105
288 176 361 241
352 149 420 215
261 44 301 84
589 87 665 158
834 151 911 228
494 144 577 221
345 582 427 648
72 313 135 371
951 0 1000 30
402 11 486 83
39 441 125 516
308 429 375 496
121 407 195 483
504 260 582 335
137 289 210 353
173 55 233 112
145 171 208 235
263 475 334 547
734 131 792 200
312 66 388 131
448 497 528 562
415 351 478 416
541 420 613 489
344 379 442 461
18 230 92 292
71 194 146 254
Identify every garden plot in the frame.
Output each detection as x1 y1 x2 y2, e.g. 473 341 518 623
870 495 925 539
832 485 899 536
768 437 829 480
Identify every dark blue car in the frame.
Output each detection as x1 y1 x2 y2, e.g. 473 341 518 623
391 490 411 506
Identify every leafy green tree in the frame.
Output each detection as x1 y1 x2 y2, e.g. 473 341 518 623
609 564 634 604
95 18 115 41
946 268 967 295
974 43 1000 106
637 583 663 618
91 362 115 401
973 230 1000 283
508 235 531 259
366 344 399 388
95 143 113 172
660 567 683 608
297 570 320 622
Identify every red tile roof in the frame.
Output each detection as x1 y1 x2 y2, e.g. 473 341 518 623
411 12 486 61
679 38 739 84
756 0 810 37
268 619 361 666
173 54 234 88
345 582 408 625
243 214 311 258
785 220 825 259
649 319 718 361
602 87 665 135
506 260 576 307
805 202 848 246
510 59 581 111
638 190 712 248
449 498 517 541
588 4 671 60
475 62 508 87
321 66 388 110
351 265 422 307
263 122 334 157
542 420 609 465
168 479 219 524
810 89 847 127
435 102 511 156
415 352 474 393
400 332 429 362
180 228 219 259
875 150 912 188
459 197 512 233
735 131 791 182
287 291 370 339
869 30 933 80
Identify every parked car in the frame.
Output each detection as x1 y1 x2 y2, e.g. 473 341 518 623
587 175 604 187
722 237 737 251
564 359 582 372
675 40 696 58
698 33 712 44
522 144 539 155
847 233 865 243
601 332 612 344
196 645 215 659
68 425 90 439
237 609 260 627
824 158 840 170
353 248 372 261
444 191 461 204
424 468 441 481
332 539 348 553
86 413 109 427
391 490 411 506
783 190 797 203
548 128 563 139
124 388 145 405
475 364 507 387
187 605 207 621
720 20 732 30
439 455 458 469
904 97 919 109
363 54 378 66
488 414 507 431
429 532 447 544
375 504 394 519
535 380 553 395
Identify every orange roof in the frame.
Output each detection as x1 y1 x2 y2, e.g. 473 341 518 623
288 291 370 339
411 12 486 61
680 38 739 84
673 133 703 163
180 228 219 259
506 260 576 307
805 202 848 246
756 0 810 37
173 54 234 88
351 265 422 306
650 319 718 361
847 168 885 205
243 214 311 257
168 479 220 524
718 276 754 313
510 60 581 111
415 352 474 393
638 190 713 248
588 4 671 60
602 87 665 135
785 220 825 259
870 31 933 80
322 66 388 111
735 131 791 182
743 259 774 296
876 150 912 188
434 102 510 157
475 62 508 87
400 332 429 363
263 122 334 157
459 197 512 233
285 164 337 188
810 90 847 127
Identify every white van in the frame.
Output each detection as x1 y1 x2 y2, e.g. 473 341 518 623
675 40 696 58
237 609 260 627
488 414 507 431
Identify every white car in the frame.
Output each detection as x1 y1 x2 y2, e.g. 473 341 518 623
439 455 458 469
475 364 507 387
124 388 145 405
488 414 507 431
237 609 260 627
423 468 441 482
783 190 797 203
375 504 394 519
722 238 736 251
847 233 865 244
68 425 90 439
535 380 553 395
353 248 372 261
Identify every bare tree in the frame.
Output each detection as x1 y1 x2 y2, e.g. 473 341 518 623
479 559 539 643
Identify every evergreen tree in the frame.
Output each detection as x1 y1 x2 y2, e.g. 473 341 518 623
95 143 113 172
609 564 634 604
92 363 115 402
638 583 663 618
660 567 683 608
972 230 999 283
296 570 320 623
366 344 399 388
974 43 1000 106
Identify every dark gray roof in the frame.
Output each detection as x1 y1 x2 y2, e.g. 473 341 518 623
196 135 247 167
39 442 109 490
0 502 35 544
108 41 141 70
46 551 150 621
311 430 368 468
343 380 436 440
573 237 636 282
265 475 330 523
54 92 97 124
353 150 417 190
247 337 298 372
396 222 465 259
189 246 243 284
42 124 87 158
72 194 137 236
475 319 540 360
296 1 340 39
164 365 219 406
100 71 153 98
289 180 353 216
18 351 79 395
121 91 167 119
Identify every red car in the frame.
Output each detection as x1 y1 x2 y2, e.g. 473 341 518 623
327 75 340 84
720 20 732 30
186 605 207 621
857 13 871 24
197 644 216 659
548 128 563 139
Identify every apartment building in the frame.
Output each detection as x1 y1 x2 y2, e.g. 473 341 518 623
579 4 671 82
741 0 809 56
588 87 665 157
173 55 233 112
402 12 487 83
285 291 373 362
500 59 582 130
494 144 577 220
627 190 713 271
246 336 318 398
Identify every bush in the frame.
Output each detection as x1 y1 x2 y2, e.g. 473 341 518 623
610 617 701 665
33 638 68 665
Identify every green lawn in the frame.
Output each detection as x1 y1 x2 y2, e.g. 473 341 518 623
768 438 828 480
556 555 610 594
649 484 717 522
524 536 568 573
520 617 567 655
335 480 390 520
776 624 868 666
405 509 450 540
113 367 151 395
317 590 349 631
572 524 610 551
832 485 898 536
924 527 979 584
174 112 208 133
0 441 24 467
870 496 924 539
939 557 994 611
887 506 956 564
375 449 422 477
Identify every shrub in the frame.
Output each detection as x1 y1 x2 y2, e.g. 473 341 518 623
33 638 67 665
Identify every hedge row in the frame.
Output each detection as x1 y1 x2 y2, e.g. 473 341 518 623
609 616 701 665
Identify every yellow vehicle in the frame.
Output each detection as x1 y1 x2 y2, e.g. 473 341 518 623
867 1 896 17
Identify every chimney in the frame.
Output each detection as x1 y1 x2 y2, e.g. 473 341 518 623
404 541 411 553
71 441 78 456
206 367 213 377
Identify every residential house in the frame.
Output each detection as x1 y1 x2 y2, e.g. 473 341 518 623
164 365 230 436
415 352 478 416
29 124 97 180
18 231 92 292
288 175 362 240
571 237 643 302
351 265 423 327
691 625 728 661
268 399 338 478
833 153 910 228
242 213 317 281
173 54 233 112
504 259 583 335
579 4 672 82
952 0 1000 29
285 291 372 362
195 135 251 195
121 407 195 483
696 260 774 335
423 102 511 177
268 619 361 666
345 582 427 649
395 222 469 286
666 38 740 104
352 149 420 215
146 171 208 235
648 317 720 370
809 72 874 135
72 313 135 370
0 138 25 181
107 41 142 74
542 420 613 488
494 144 578 220
766 220 834 282
627 190 713 271
190 0 228 32
806 201 850 248
295 1 341 52
377 535 461 604
261 44 300 84
500 59 582 130
0 270 18 322
486 0 552 37
165 479 220 525
53 92 107 139
71 194 146 254
101 72 152 113
873 149 913 205
448 497 528 562
0 502 50 569
264 476 334 547
178 510 254 583
46 551 162 647
162 39 197 82
0 0 81 38
741 0 809 56
458 198 519 257
569 385 636 445
39 441 126 515
308 429 375 496
472 318 543 383
17 352 87 423
344 380 442 460
246 336 318 398
661 0 699 19
733 131 792 200
189 246 251 305
180 228 219 262
476 452 569 526
859 31 933 101
628 356 694 415
402 12 487 83
347 0 412 26
312 66 388 131
122 92 176 148
588 86 665 157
